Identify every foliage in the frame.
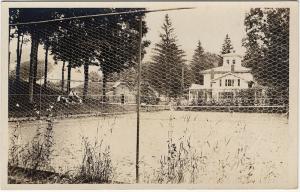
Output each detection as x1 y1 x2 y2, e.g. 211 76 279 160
221 34 234 54
21 119 54 172
10 8 150 101
9 122 22 167
242 8 289 103
140 82 159 105
10 60 54 81
190 41 221 84
149 14 187 98
89 71 101 82
74 136 113 183
154 134 200 184
108 67 138 88
9 106 55 173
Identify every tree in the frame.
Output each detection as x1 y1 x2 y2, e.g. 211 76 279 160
243 8 289 104
92 9 149 101
9 8 63 103
149 14 186 98
190 41 205 84
221 34 234 54
49 8 149 101
15 30 24 82
9 9 27 83
189 41 221 85
61 61 66 92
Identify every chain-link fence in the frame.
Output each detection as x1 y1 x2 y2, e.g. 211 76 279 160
8 7 289 184
8 8 288 121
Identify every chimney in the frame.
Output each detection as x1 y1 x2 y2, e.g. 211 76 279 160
231 65 235 72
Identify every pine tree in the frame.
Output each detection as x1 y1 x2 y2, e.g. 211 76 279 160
190 41 205 84
190 41 221 84
149 14 186 98
221 34 234 54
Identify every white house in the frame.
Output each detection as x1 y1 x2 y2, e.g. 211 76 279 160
106 81 136 104
188 52 256 103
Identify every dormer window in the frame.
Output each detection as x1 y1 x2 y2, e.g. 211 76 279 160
233 59 236 65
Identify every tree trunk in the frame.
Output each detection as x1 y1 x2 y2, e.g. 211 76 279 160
16 30 21 82
16 33 24 83
29 32 39 103
19 34 24 68
83 61 89 101
8 26 11 75
43 45 49 88
33 35 40 85
102 69 108 102
67 63 72 94
61 61 65 92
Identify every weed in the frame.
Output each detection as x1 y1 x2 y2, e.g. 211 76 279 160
154 135 200 184
73 136 113 183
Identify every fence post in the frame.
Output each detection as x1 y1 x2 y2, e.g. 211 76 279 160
136 16 142 184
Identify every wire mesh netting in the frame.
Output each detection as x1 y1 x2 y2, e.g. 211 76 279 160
9 9 147 119
7 7 290 184
8 8 289 120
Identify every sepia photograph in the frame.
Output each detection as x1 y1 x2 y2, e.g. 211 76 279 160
0 1 298 189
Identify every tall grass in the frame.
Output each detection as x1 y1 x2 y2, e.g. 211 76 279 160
8 122 21 167
152 115 202 184
8 105 55 176
73 136 114 183
21 118 55 172
155 136 200 183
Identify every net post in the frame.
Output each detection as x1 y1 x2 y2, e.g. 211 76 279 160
136 15 142 184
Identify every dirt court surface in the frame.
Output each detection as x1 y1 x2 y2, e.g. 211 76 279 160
9 111 289 184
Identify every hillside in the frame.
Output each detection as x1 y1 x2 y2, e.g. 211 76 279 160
8 78 133 119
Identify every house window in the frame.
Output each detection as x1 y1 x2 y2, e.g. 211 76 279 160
238 79 240 86
227 59 230 64
225 79 234 87
233 59 236 65
199 75 204 85
219 79 222 87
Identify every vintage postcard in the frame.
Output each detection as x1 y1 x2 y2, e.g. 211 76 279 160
0 1 298 189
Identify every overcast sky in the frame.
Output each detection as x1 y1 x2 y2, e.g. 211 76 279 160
9 6 249 81
143 6 248 61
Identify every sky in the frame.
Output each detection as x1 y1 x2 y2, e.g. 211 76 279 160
9 6 249 83
143 6 248 61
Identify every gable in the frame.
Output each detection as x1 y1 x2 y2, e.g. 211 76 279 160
211 72 252 82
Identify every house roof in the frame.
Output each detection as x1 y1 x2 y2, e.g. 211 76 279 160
201 65 251 74
222 52 243 58
113 81 126 88
72 81 132 95
211 72 253 82
189 84 205 90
